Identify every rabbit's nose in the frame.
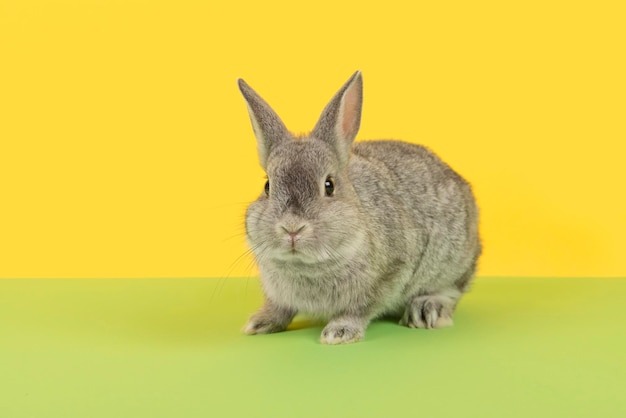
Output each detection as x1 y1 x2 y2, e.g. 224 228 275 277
280 224 306 238
278 223 307 248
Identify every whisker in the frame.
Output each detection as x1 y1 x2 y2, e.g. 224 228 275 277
224 246 258 278
210 241 265 303
221 231 248 243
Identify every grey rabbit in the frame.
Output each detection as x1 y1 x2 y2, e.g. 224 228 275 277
237 71 481 344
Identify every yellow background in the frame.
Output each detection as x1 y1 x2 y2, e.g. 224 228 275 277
1 0 624 278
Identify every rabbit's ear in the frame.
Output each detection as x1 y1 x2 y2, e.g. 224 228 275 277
238 79 289 169
312 71 363 166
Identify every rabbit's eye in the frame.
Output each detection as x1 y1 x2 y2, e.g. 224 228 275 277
324 177 334 196
264 180 270 196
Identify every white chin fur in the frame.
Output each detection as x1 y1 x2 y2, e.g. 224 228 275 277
271 249 319 264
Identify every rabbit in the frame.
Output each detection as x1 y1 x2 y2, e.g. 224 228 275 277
237 71 481 345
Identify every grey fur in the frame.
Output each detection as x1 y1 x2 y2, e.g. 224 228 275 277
238 71 481 344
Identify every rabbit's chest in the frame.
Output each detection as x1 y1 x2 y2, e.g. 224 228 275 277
261 267 363 315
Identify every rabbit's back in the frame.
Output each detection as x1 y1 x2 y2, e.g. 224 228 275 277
349 140 481 297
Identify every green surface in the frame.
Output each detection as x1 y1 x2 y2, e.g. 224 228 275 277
1 277 625 418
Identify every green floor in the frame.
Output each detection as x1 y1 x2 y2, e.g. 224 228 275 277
1 277 624 418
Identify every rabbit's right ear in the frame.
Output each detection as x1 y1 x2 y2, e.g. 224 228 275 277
238 79 289 169
312 71 363 167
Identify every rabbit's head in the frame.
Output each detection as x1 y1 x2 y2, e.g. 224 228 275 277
239 72 367 265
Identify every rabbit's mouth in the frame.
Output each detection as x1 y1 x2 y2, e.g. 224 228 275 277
271 246 320 265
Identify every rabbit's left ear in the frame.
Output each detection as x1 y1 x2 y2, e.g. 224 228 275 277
312 71 363 166
238 79 289 170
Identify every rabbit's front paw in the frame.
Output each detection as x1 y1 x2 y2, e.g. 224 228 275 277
243 316 288 335
242 304 295 335
320 321 365 345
